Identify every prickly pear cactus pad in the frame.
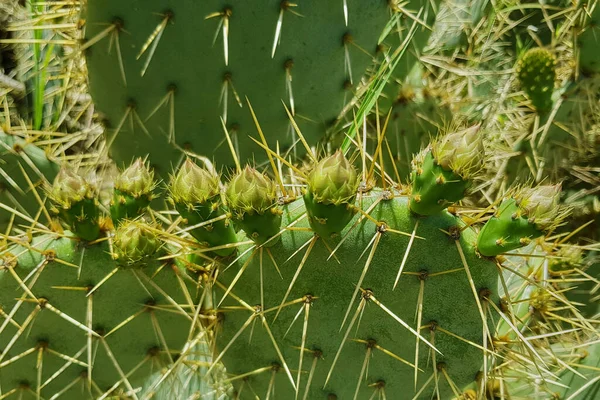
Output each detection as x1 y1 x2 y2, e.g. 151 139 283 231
207 129 529 399
82 1 392 175
0 130 59 231
0 166 215 399
216 190 499 399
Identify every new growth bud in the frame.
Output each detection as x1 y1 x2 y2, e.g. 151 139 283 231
477 184 566 257
432 125 483 179
307 151 359 205
227 166 277 215
113 220 161 268
304 151 359 238
514 184 561 230
169 159 237 256
49 168 100 241
226 166 282 246
114 158 155 198
410 125 484 216
170 159 220 205
111 158 156 224
516 47 556 112
51 168 92 206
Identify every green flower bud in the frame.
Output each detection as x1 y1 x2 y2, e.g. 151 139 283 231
307 151 359 205
113 220 161 268
226 166 278 215
50 168 93 206
170 159 220 205
114 158 155 198
515 184 562 230
432 125 484 179
48 168 100 241
226 166 282 246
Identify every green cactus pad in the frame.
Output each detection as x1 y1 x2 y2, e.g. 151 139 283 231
0 231 197 398
216 189 499 399
83 1 392 175
476 198 541 256
409 151 470 216
516 47 557 113
0 130 59 232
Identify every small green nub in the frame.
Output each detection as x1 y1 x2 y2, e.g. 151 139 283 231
113 220 161 268
49 168 100 241
516 47 557 112
477 184 562 257
226 166 282 246
110 158 156 224
410 126 483 216
170 159 237 256
304 151 359 239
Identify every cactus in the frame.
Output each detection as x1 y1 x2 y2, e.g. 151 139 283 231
82 1 396 176
0 161 233 399
0 129 59 231
209 128 565 399
517 47 557 113
1 122 577 399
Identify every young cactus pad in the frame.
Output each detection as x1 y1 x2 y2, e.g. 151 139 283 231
83 1 392 175
516 47 557 113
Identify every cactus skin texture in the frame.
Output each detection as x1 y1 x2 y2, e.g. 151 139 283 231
516 48 557 113
0 130 59 231
83 1 391 176
0 226 196 399
211 132 503 399
0 165 214 399
216 191 499 399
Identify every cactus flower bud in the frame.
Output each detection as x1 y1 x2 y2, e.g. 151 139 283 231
226 166 282 246
111 158 156 224
307 151 359 205
169 159 237 256
50 168 92 206
113 220 161 268
304 151 359 238
114 158 155 198
49 168 100 241
170 159 220 205
226 166 277 215
432 125 483 179
515 184 561 230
